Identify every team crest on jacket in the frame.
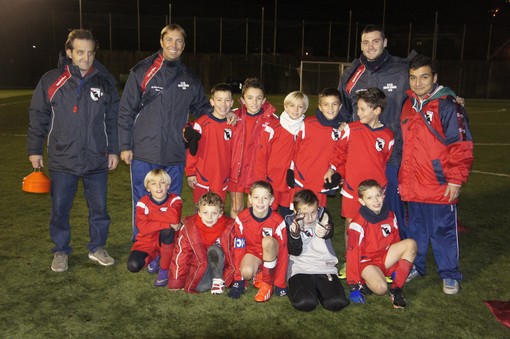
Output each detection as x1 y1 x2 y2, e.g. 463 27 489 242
90 88 103 101
331 128 340 141
262 228 273 237
375 138 385 152
224 128 232 140
381 223 391 237
426 110 434 123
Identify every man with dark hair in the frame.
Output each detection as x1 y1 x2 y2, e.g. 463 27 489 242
399 54 473 294
28 29 119 272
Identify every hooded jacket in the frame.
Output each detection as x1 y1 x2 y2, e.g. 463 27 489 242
399 84 473 204
27 53 119 176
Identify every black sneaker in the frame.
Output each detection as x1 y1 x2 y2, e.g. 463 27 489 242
359 284 373 296
389 287 406 309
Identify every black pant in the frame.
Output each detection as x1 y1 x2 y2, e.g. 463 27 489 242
288 273 350 312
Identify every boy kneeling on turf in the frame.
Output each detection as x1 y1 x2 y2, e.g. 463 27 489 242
228 181 288 302
346 179 417 309
168 192 235 294
286 189 350 312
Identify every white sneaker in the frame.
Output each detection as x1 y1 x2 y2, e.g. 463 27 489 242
211 278 225 294
88 248 115 266
51 252 68 272
443 278 460 295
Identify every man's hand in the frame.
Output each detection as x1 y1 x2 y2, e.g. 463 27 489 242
444 183 461 202
29 155 44 169
121 150 133 165
108 154 119 170
187 176 197 189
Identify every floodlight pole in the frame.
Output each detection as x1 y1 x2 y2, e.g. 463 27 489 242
273 0 277 55
137 0 141 52
79 0 83 28
260 7 264 80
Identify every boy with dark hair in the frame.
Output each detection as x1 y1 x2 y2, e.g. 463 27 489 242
185 83 236 203
127 169 182 287
229 78 278 218
228 181 288 302
324 87 394 278
285 189 350 312
168 192 235 294
347 180 417 309
290 87 345 207
400 54 473 294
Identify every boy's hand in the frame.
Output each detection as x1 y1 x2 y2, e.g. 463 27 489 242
226 111 238 125
228 280 245 299
274 286 288 297
170 222 182 231
315 213 331 238
286 169 295 188
289 218 302 238
323 171 342 190
187 176 197 189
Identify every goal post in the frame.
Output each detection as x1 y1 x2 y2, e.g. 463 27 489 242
298 61 352 95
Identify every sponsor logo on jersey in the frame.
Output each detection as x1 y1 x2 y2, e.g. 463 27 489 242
375 137 385 152
381 223 391 237
234 237 246 248
262 228 273 237
160 207 168 212
151 85 163 92
224 128 232 140
90 88 103 101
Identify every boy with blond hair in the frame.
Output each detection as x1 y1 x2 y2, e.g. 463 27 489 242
168 192 236 294
186 83 236 203
127 169 182 287
256 91 308 216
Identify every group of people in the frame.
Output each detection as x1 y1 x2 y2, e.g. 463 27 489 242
27 22 473 311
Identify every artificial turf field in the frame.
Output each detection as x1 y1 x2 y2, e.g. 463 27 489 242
1 90 509 338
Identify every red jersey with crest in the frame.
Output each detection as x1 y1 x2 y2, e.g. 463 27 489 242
293 116 342 193
185 113 235 193
346 208 400 286
232 208 288 288
255 120 296 192
331 121 394 202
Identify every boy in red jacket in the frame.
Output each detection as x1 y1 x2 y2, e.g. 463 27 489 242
228 181 288 302
168 192 235 294
228 78 278 218
255 91 308 216
127 169 182 287
185 83 236 204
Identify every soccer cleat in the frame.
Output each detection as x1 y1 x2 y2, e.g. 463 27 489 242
386 271 396 283
254 282 273 302
389 287 406 309
88 248 115 266
51 251 68 272
252 271 263 289
211 278 225 294
147 256 160 274
338 263 346 279
443 278 460 295
406 266 420 283
154 269 169 287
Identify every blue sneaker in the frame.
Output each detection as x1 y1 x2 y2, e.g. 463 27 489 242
154 269 168 287
443 278 459 295
147 256 160 274
406 266 420 283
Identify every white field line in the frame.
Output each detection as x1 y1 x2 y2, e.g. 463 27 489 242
469 108 507 114
0 100 31 107
471 170 510 178
475 143 510 146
